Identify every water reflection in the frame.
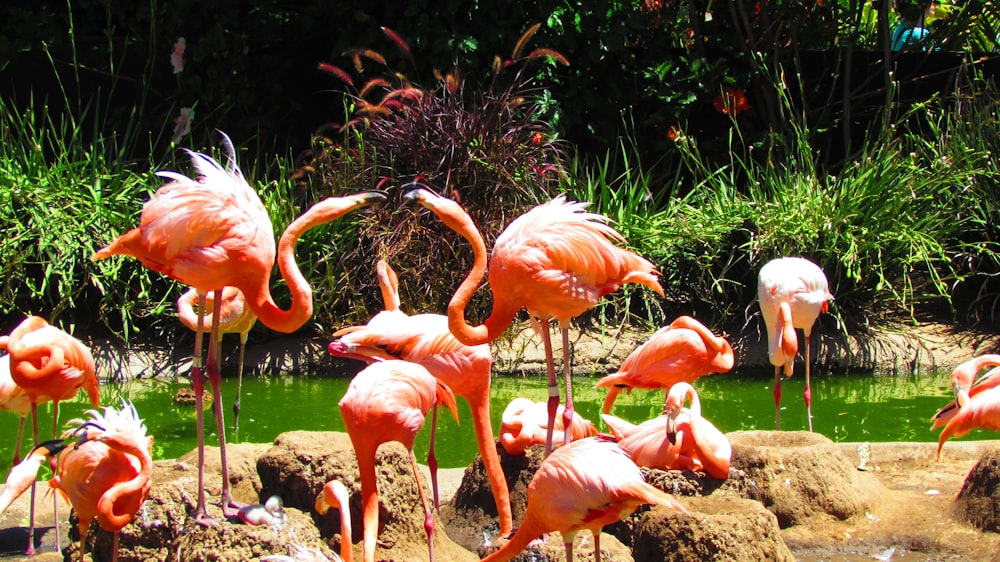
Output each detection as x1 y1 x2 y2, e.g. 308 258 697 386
0 368 984 474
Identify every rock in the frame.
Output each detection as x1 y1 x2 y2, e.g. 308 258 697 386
256 430 477 562
78 432 476 562
80 442 323 561
631 496 795 561
728 430 877 527
956 448 1000 532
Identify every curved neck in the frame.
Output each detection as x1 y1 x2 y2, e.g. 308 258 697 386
249 196 369 333
97 439 153 531
355 449 380 562
422 195 515 345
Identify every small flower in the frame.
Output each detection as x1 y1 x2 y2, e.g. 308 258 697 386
531 132 544 146
667 125 684 141
713 87 750 116
171 38 186 75
172 107 194 144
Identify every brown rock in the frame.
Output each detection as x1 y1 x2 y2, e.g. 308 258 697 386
631 496 795 561
728 430 878 528
956 448 1000 532
256 430 477 562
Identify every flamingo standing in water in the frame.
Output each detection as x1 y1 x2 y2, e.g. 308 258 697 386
931 354 1000 430
406 187 662 456
177 286 258 435
595 315 734 416
757 257 833 431
330 259 514 536
315 479 354 562
480 437 689 562
339 359 458 562
0 315 100 555
92 132 384 523
0 354 31 466
498 397 598 456
51 401 153 562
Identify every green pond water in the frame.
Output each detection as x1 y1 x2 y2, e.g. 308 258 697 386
0 367 981 476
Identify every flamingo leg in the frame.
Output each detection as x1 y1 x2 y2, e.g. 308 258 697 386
564 539 574 562
11 416 25 466
112 531 120 562
408 451 435 562
427 403 440 509
25 403 38 556
773 366 782 431
560 324 574 447
804 335 813 432
189 292 214 525
50 403 60 554
540 319 559 457
205 290 241 518
232 334 248 439
594 531 601 562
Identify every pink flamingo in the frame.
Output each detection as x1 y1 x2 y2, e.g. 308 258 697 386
177 286 258 435
602 382 731 479
339 359 459 562
315 480 354 562
51 401 153 562
406 187 662 456
480 437 689 562
595 315 734 416
935 385 1000 459
0 315 99 555
0 354 31 466
498 397 598 456
330 259 514 536
931 354 1000 430
757 257 833 431
92 133 383 523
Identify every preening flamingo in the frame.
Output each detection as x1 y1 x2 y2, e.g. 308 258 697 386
757 257 832 431
338 359 459 562
600 384 731 479
52 401 153 562
406 187 662 456
0 315 99 555
315 479 354 562
329 259 514 536
498 397 598 456
595 315 734 416
480 437 689 562
0 354 31 466
931 354 1000 430
177 286 258 435
92 132 384 523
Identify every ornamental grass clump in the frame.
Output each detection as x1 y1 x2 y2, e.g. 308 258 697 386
295 24 570 321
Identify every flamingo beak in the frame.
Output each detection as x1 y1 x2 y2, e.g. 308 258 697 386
72 422 106 448
666 413 679 445
953 380 970 408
